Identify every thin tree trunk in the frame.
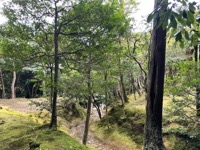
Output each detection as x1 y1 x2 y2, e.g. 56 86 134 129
118 90 124 106
11 71 16 99
93 102 102 119
0 68 5 98
83 68 92 145
143 0 167 149
194 45 200 117
104 72 108 114
118 38 128 104
50 66 54 110
50 1 59 129
43 70 46 97
120 73 128 103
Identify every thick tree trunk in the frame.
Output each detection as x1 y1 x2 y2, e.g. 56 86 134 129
194 45 200 117
0 68 5 98
143 0 167 149
11 71 16 99
50 1 59 129
83 69 92 145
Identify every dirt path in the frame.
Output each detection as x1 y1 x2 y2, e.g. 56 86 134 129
0 98 44 113
68 112 115 150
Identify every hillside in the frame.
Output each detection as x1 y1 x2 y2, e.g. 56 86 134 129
0 108 89 150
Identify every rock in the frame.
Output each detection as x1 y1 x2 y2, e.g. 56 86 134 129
0 106 2 109
29 141 40 150
0 120 5 125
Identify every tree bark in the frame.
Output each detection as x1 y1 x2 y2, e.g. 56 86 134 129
120 73 128 103
83 68 92 145
93 101 102 119
104 72 108 114
0 68 5 98
50 1 59 129
194 45 200 117
143 0 167 149
50 65 54 110
118 38 128 104
11 71 16 99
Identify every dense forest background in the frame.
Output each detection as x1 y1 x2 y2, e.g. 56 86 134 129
0 0 200 149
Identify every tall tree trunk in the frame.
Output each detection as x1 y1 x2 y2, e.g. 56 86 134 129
143 0 167 149
50 1 59 129
118 38 128 104
119 73 128 103
104 72 108 114
50 66 54 110
92 96 102 120
83 68 92 145
194 45 200 117
43 70 46 97
0 68 5 98
11 71 16 99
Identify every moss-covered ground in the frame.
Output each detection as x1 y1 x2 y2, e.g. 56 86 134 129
0 109 89 150
94 94 200 150
1 95 200 150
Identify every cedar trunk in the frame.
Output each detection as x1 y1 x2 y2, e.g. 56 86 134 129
143 0 167 149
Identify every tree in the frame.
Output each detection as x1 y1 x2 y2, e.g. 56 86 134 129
0 58 6 98
3 0 107 129
11 68 16 99
143 0 168 149
144 0 199 149
194 45 200 117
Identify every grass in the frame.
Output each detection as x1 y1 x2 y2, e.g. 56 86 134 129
94 93 200 150
0 109 89 150
94 94 146 149
91 124 141 150
1 93 200 150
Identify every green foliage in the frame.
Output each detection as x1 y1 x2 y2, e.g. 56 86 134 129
58 100 86 122
147 0 200 47
163 128 200 149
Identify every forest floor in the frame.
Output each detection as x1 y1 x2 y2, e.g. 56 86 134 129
2 96 198 150
0 98 135 150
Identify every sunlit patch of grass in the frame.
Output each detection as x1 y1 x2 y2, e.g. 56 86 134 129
97 100 145 149
91 125 141 150
0 109 89 150
126 94 146 112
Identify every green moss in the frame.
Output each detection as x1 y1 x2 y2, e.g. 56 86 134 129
164 135 200 150
0 109 89 150
58 102 85 122
98 105 145 146
91 125 140 150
